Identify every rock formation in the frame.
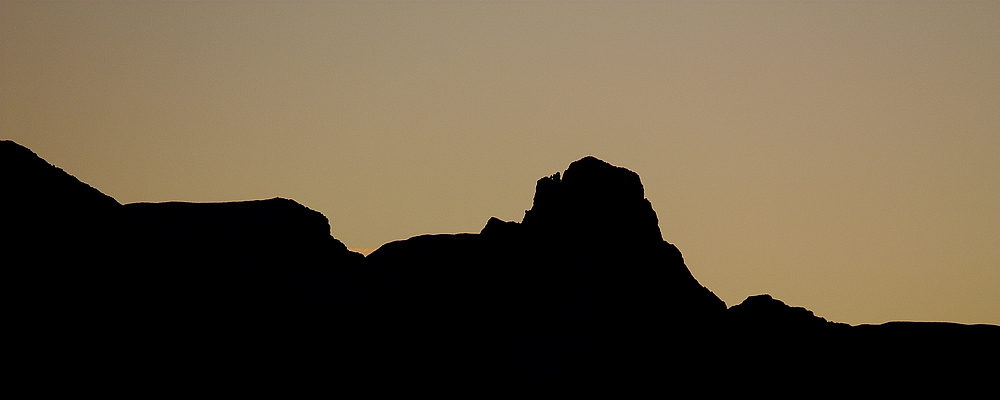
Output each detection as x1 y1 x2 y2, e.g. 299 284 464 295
122 198 364 318
1 140 121 255
2 140 125 355
3 140 995 394
2 140 366 383
364 156 727 389
728 293 845 330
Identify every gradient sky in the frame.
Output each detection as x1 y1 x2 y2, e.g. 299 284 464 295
2 1 997 325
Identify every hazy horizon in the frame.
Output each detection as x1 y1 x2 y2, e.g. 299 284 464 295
3 1 997 326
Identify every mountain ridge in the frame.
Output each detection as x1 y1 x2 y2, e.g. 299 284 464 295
3 139 995 393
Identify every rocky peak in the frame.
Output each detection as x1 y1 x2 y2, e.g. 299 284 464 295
521 156 662 245
561 156 645 201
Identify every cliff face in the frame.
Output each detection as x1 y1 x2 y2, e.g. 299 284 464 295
516 156 725 322
365 156 727 385
123 198 358 270
122 198 364 316
484 156 725 318
2 141 365 373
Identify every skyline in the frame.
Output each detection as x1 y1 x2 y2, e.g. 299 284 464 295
2 1 997 325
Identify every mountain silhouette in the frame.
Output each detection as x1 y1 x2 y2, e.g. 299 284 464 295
2 140 995 394
1 140 120 261
364 156 727 390
2 140 126 367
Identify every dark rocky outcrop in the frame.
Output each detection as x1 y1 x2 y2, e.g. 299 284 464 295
363 156 727 391
522 156 662 246
121 198 363 318
2 141 366 385
114 198 368 385
360 156 998 392
1 140 121 260
0 140 120 212
728 294 846 330
4 140 996 394
2 140 125 355
721 294 998 388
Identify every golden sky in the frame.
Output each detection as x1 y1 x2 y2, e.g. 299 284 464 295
2 1 997 325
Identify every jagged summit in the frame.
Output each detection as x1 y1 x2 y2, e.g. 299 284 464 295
521 156 662 245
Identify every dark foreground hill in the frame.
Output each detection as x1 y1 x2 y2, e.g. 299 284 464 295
2 140 996 393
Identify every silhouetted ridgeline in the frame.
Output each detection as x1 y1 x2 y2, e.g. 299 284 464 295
2 140 995 393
